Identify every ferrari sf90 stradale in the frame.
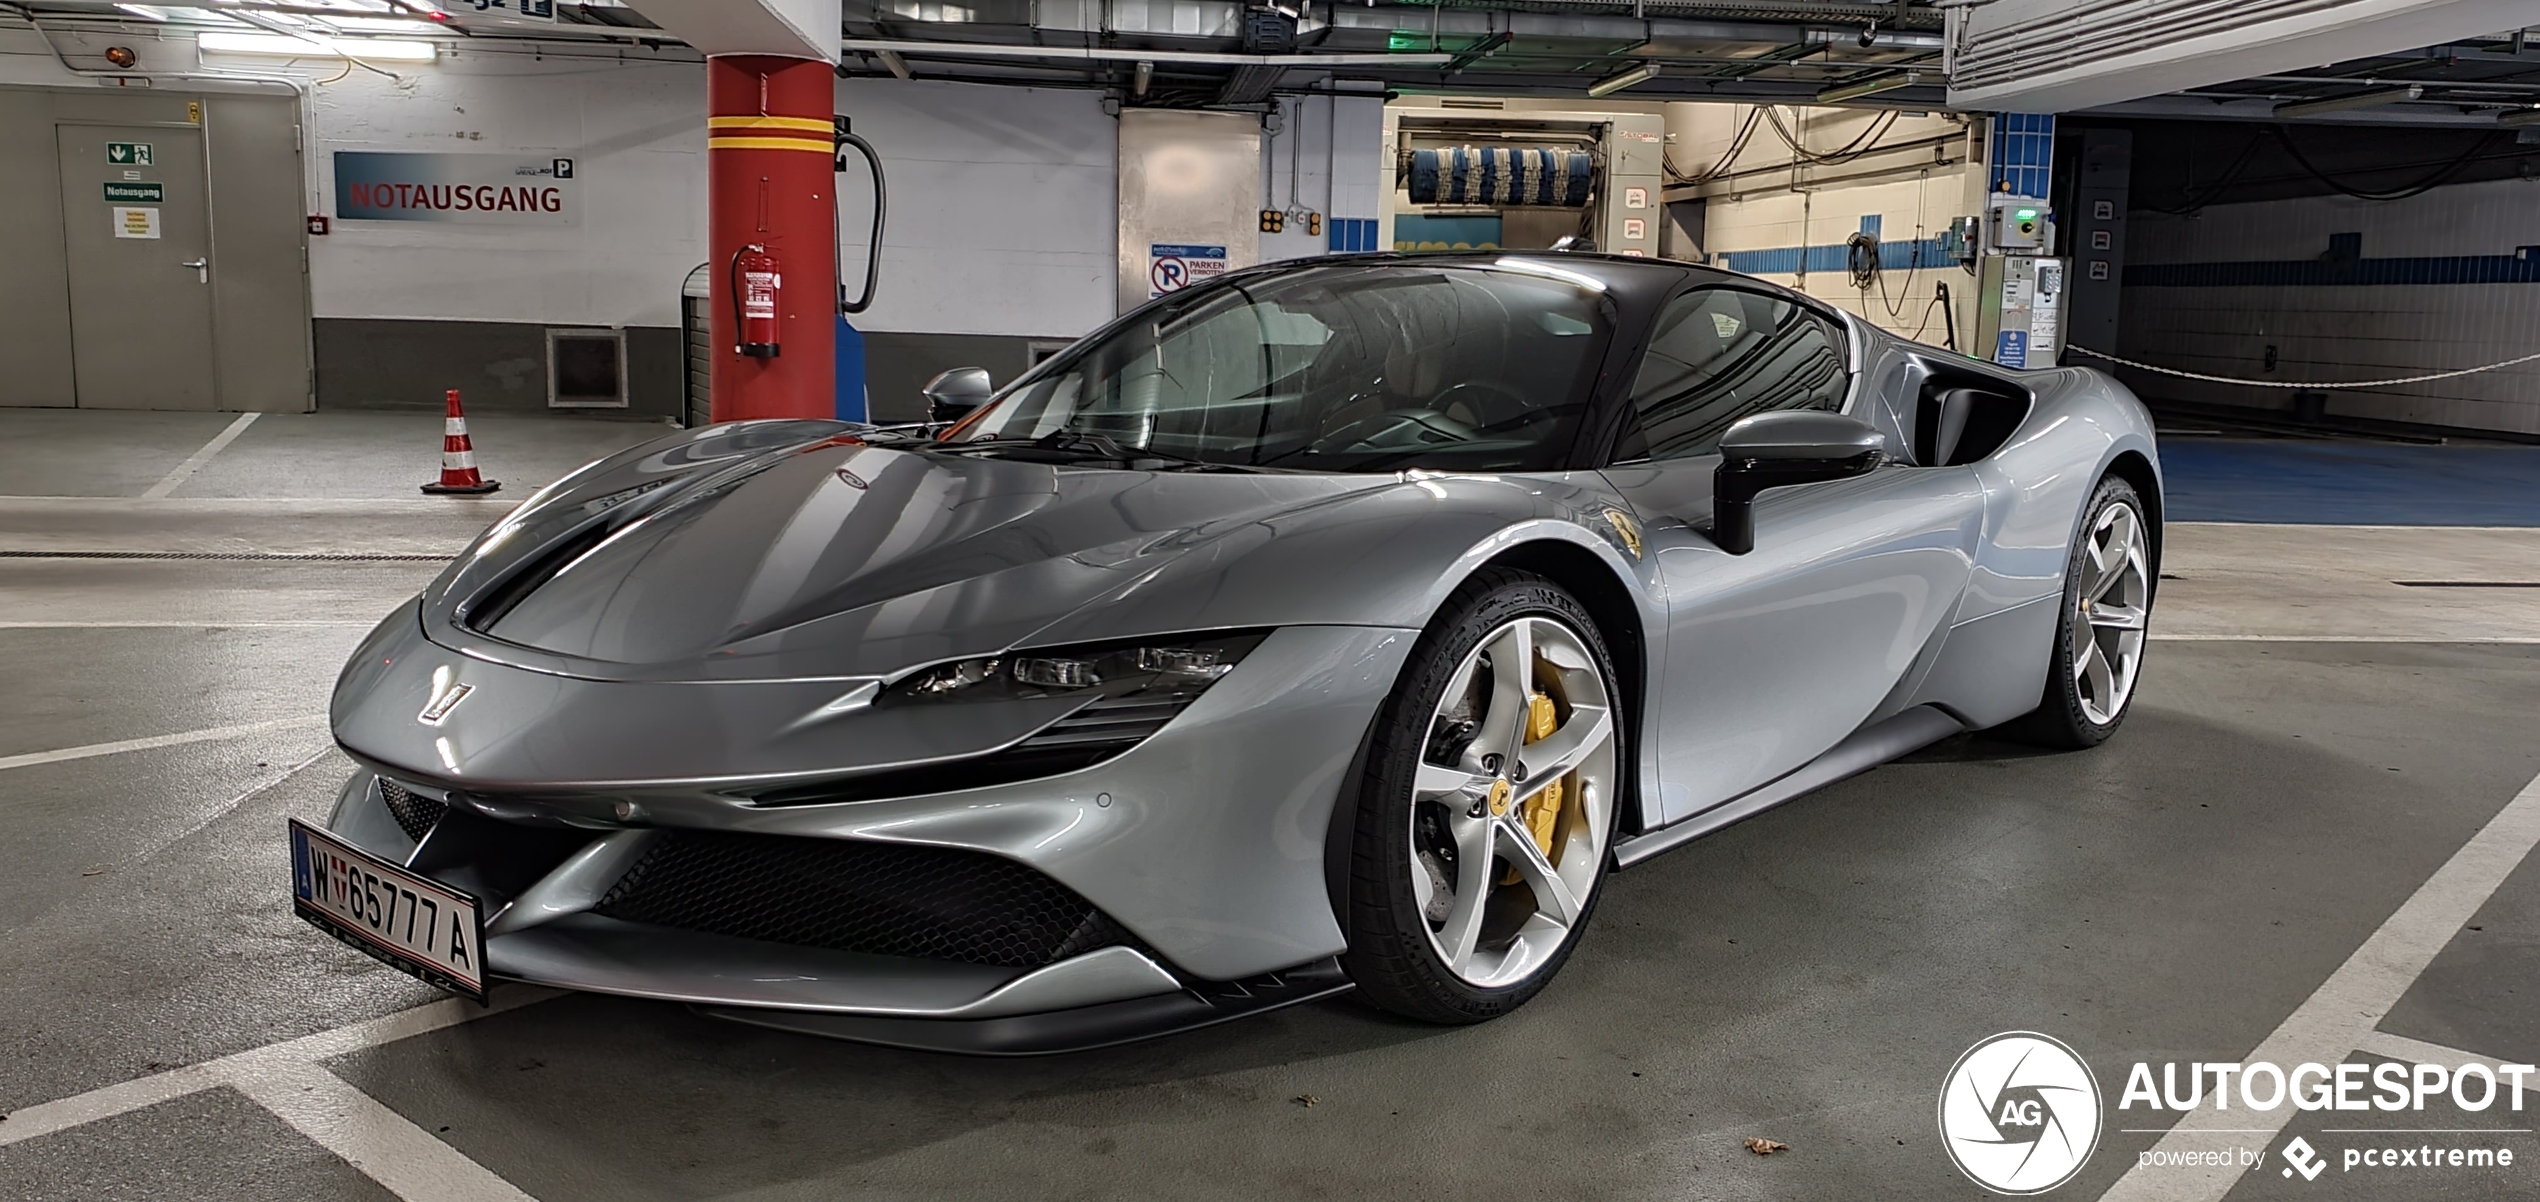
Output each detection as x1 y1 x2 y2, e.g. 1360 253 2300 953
295 253 2159 1053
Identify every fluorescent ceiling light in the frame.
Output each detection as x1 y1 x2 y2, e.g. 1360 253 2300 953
1817 71 1918 105
116 4 170 19
317 15 439 33
198 30 437 60
1586 62 1657 99
1492 257 1607 292
2273 84 2420 119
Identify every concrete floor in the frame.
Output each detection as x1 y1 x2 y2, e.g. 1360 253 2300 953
2 411 2537 1201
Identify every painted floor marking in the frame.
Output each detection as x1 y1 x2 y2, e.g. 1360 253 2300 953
2097 766 2540 1201
0 989 558 1151
0 715 327 773
140 412 260 500
2151 634 2540 644
0 620 379 629
226 1055 538 1202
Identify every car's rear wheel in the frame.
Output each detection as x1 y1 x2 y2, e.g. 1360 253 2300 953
1341 570 1621 1023
2001 475 2152 749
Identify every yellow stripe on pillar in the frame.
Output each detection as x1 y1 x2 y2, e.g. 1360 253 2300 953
706 135 835 153
707 115 834 132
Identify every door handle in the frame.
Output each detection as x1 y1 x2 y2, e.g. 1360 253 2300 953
181 258 208 284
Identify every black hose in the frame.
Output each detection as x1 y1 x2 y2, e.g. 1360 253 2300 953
835 129 885 315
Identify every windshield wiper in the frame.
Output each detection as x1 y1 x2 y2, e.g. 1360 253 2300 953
933 430 1263 472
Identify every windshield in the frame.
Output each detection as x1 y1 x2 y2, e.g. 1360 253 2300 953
948 263 1613 472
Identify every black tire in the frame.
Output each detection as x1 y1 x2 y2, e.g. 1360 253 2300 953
1997 474 2150 749
1340 568 1621 1024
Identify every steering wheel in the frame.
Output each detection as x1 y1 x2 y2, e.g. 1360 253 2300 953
1429 379 1537 434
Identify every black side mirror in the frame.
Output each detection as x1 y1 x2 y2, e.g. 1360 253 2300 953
921 367 993 425
1710 411 1887 555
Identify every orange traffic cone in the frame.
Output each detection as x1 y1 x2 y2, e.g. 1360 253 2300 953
421 389 501 495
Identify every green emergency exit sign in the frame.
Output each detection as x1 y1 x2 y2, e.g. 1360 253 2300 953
102 181 164 204
106 141 152 166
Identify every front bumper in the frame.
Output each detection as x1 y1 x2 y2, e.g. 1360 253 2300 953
320 621 1414 1046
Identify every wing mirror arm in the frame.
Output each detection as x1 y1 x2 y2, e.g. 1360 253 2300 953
1706 412 1889 556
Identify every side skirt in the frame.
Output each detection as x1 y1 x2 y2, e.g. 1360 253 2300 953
692 956 1354 1056
1609 705 1964 869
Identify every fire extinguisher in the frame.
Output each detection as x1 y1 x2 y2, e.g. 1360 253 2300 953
730 243 781 358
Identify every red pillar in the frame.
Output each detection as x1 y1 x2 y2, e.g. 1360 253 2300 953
707 56 836 422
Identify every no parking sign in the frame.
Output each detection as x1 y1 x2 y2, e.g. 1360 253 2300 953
1149 243 1228 299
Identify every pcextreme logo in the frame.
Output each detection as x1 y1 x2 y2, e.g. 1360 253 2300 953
1939 1032 2105 1194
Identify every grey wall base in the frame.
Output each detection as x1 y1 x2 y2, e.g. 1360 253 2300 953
858 331 1056 424
320 318 1058 426
316 318 680 420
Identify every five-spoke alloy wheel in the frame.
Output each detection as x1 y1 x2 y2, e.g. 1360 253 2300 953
1343 570 1621 1022
2004 474 2155 748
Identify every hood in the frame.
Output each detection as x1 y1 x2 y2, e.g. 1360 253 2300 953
419 425 1383 681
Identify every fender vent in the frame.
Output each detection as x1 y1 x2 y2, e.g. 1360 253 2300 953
378 778 447 844
591 832 1134 968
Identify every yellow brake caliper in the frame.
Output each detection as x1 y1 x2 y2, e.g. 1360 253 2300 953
1520 692 1563 860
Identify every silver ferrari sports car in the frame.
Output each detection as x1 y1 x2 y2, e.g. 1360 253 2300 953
294 252 2160 1053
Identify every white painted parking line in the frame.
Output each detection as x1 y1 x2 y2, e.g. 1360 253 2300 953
2097 766 2540 1202
2357 1028 2497 1069
227 1056 538 1202
140 412 261 500
0 988 560 1152
0 715 326 773
2151 634 2540 644
0 621 379 629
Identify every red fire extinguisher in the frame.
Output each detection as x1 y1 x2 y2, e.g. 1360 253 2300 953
730 243 782 358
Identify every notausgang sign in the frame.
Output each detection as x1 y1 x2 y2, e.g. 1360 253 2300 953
333 152 578 225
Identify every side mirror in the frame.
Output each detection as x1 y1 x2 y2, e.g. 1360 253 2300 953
1710 411 1887 555
920 367 993 425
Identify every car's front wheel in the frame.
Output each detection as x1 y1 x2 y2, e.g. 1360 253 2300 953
1341 570 1621 1023
2002 474 2153 748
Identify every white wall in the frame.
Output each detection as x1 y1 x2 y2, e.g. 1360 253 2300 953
834 77 1116 340
2122 176 2540 436
1258 92 1384 263
6 20 1383 349
1678 103 1979 351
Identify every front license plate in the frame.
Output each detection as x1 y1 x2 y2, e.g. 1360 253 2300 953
289 818 486 1002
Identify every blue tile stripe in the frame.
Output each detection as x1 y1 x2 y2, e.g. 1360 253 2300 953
2130 244 2540 287
1716 235 1952 276
1989 112 2054 201
1326 217 1379 254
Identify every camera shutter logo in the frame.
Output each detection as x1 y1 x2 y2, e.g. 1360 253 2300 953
1939 1032 2104 1194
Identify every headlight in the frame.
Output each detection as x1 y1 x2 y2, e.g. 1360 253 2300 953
882 630 1268 708
753 630 1275 806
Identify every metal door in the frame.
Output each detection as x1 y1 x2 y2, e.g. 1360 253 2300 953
55 123 218 410
1605 458 1983 825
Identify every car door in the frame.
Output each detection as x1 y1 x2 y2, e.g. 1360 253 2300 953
1600 287 1983 825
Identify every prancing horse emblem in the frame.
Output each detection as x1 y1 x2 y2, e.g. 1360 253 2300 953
419 681 474 725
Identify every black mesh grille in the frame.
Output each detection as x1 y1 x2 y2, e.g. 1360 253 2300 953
379 778 447 844
591 832 1133 968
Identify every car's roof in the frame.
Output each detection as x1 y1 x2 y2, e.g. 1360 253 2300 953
1210 250 1795 308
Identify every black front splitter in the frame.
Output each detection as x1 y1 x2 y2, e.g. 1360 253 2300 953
691 957 1353 1056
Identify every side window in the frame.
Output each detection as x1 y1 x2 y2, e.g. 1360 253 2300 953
1613 288 1850 462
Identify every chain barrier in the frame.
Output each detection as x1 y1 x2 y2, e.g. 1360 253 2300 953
2067 345 2540 389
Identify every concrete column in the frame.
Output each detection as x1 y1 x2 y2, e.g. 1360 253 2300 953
706 56 837 422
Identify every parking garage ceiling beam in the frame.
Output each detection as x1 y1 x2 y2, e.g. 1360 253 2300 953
623 0 838 61
1950 0 2540 113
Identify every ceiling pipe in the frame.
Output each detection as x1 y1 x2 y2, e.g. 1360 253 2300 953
1816 69 1915 103
2273 84 2421 118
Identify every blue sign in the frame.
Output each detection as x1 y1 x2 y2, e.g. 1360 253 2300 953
1995 329 2029 369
